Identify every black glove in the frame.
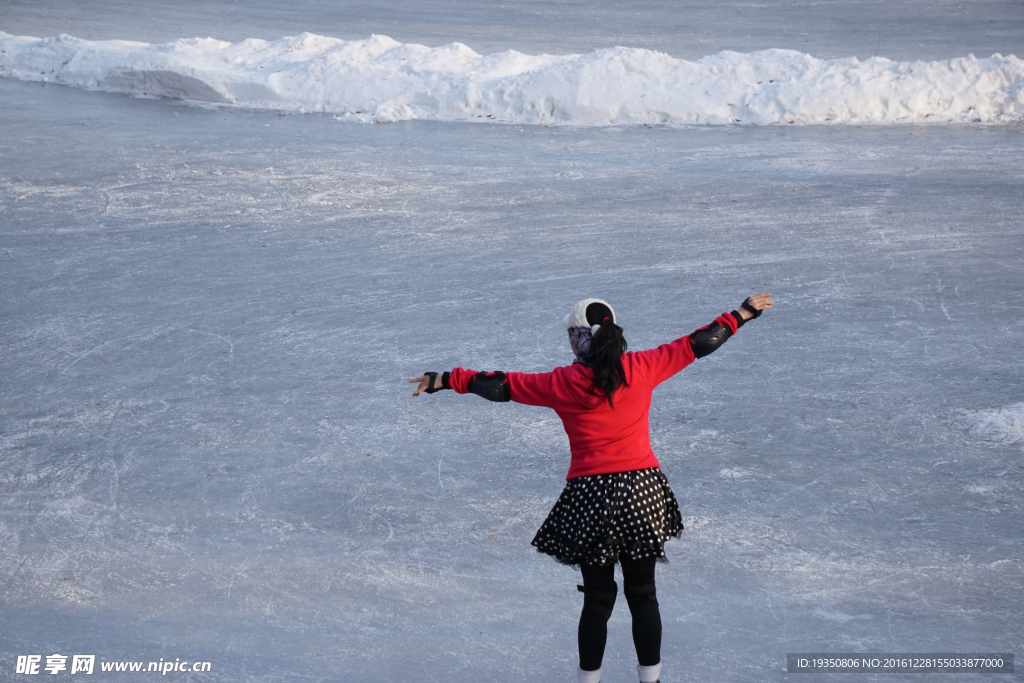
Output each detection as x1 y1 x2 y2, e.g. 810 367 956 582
740 297 762 320
423 371 451 394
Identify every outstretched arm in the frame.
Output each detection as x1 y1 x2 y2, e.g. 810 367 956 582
691 292 774 358
409 367 560 406
409 369 512 402
635 293 774 385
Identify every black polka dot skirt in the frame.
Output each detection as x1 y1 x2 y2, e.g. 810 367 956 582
531 467 684 567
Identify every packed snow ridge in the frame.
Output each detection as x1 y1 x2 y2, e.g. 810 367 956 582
969 403 1024 446
2 31 1023 125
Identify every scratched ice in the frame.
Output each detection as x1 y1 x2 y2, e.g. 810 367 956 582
1 2 1022 681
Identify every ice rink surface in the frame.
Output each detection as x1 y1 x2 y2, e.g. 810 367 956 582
1 2 1023 681
4 0 1024 61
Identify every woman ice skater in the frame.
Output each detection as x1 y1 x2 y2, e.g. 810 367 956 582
409 293 774 683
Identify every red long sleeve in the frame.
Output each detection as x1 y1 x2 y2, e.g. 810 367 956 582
449 311 742 479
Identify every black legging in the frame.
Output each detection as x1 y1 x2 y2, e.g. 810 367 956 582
578 556 661 671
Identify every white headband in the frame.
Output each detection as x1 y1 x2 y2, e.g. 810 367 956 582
563 298 616 333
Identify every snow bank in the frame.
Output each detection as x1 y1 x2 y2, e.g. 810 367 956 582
2 31 1023 125
968 403 1024 446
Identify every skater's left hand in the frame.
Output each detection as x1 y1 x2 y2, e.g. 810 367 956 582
408 374 443 396
738 292 773 320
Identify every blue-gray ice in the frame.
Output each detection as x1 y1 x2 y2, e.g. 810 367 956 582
1 2 1023 682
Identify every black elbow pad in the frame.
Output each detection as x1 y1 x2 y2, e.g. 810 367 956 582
468 371 511 402
690 324 732 358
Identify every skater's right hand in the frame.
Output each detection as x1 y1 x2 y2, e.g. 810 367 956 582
409 374 444 396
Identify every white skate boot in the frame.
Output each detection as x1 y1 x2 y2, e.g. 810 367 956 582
638 662 662 683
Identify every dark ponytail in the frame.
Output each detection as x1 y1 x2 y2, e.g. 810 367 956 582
585 303 628 406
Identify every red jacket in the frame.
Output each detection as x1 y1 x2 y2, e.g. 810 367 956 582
448 312 741 480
